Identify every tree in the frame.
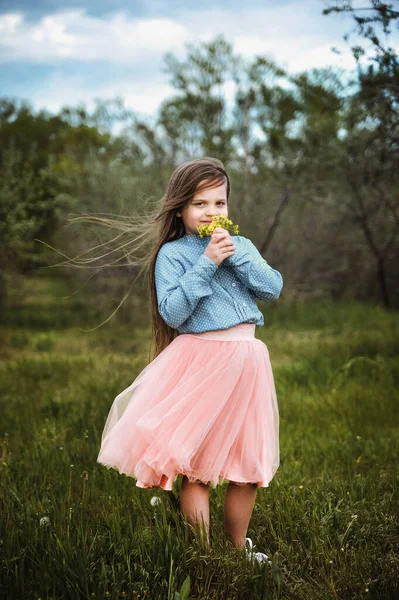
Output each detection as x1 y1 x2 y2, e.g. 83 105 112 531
161 36 236 163
0 99 143 310
324 1 399 307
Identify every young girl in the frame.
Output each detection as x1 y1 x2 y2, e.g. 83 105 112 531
97 157 283 565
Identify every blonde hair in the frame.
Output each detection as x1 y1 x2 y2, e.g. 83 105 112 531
59 157 230 362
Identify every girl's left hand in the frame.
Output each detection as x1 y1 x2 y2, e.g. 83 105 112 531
204 227 235 265
211 227 233 243
210 227 235 261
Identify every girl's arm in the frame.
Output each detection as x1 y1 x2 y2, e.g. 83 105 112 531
224 237 283 301
155 247 218 328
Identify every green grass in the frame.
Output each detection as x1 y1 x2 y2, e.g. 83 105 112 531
0 277 398 599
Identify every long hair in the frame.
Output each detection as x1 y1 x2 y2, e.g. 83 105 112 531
58 157 231 362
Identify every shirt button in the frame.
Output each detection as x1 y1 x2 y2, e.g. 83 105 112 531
243 303 247 307
232 283 236 287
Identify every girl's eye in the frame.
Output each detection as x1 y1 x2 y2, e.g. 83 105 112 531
195 202 225 206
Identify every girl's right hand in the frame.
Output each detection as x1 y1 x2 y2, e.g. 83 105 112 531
204 227 236 266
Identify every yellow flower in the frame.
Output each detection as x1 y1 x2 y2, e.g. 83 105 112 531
196 215 239 238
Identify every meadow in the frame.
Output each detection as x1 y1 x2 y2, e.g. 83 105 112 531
0 275 398 600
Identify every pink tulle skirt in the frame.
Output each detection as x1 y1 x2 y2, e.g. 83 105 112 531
97 323 279 490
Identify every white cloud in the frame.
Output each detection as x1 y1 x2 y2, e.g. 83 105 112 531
0 10 190 63
0 12 23 33
0 3 364 70
287 43 357 73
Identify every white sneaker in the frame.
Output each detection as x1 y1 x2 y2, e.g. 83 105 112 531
244 537 272 565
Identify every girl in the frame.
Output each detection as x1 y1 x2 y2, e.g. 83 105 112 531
97 157 283 565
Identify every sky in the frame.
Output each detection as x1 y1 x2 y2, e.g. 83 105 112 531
1 0 398 118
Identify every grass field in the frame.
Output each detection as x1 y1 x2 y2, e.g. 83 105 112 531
1 276 398 599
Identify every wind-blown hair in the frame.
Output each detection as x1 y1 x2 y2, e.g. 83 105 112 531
62 157 230 362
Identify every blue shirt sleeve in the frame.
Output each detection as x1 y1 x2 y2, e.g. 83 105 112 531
224 236 283 301
155 246 219 328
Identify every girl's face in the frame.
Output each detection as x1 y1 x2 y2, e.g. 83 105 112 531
177 181 228 235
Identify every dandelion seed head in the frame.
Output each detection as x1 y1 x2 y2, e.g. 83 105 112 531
39 516 50 526
150 496 162 506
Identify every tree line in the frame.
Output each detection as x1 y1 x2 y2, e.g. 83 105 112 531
1 1 398 315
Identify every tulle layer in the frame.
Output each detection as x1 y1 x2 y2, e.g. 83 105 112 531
97 324 279 490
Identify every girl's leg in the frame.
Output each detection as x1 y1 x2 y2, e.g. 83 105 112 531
179 476 210 545
223 481 258 547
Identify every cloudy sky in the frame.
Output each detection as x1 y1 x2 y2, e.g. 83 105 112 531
1 0 397 117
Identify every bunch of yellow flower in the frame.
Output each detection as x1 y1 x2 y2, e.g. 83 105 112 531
196 215 239 238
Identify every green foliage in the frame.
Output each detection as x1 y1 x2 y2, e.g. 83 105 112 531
0 279 398 599
161 36 237 163
322 2 399 308
0 145 66 275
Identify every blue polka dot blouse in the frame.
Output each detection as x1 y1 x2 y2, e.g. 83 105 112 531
154 233 283 333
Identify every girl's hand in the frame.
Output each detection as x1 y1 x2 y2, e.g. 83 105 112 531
204 227 235 266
